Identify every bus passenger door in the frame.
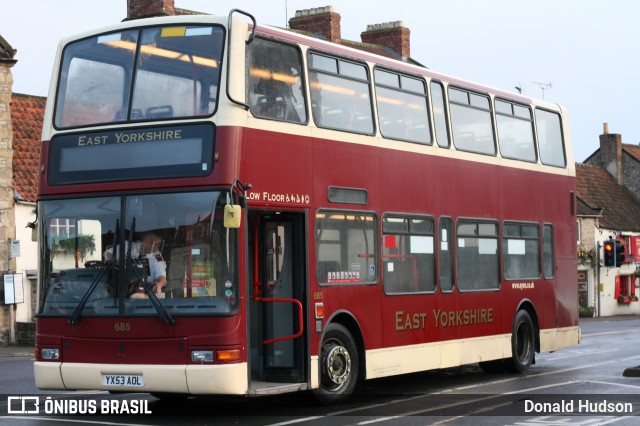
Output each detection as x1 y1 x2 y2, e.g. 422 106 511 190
250 212 306 385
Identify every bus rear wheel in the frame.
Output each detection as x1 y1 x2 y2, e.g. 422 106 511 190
508 309 535 373
314 323 359 405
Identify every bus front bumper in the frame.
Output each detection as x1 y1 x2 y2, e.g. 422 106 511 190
34 361 248 395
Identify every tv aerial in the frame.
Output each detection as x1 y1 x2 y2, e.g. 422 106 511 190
532 81 552 100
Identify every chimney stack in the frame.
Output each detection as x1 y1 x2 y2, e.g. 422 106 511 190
599 122 623 185
361 21 410 61
289 6 341 44
127 0 175 20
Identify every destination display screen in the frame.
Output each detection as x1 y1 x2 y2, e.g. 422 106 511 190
48 123 215 185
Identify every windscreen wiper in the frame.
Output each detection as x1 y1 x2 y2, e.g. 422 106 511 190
68 261 114 325
69 219 120 325
126 254 175 324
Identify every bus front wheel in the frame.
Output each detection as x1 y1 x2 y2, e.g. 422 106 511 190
508 309 535 373
314 323 359 405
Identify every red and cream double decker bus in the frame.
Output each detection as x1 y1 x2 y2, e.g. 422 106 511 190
34 9 579 403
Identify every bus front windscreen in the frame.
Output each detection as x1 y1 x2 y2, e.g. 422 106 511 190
54 25 225 128
38 191 238 319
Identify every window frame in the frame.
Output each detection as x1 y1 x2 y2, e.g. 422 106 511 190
430 80 451 148
494 98 537 163
315 209 379 286
307 51 376 135
455 218 500 292
382 213 436 295
535 107 567 168
448 86 496 156
246 36 309 125
502 221 541 281
373 67 432 145
543 223 555 279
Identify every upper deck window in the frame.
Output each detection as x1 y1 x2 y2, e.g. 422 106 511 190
374 69 431 144
536 109 566 167
54 25 224 129
448 87 495 156
308 53 374 135
247 38 307 123
495 99 536 162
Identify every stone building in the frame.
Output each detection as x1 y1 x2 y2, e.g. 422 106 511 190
0 35 18 343
577 125 640 316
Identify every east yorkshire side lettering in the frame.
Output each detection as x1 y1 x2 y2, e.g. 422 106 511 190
395 311 428 331
395 308 494 332
433 308 494 328
77 130 183 146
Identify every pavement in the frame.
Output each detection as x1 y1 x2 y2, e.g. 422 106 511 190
1 315 639 359
0 344 34 358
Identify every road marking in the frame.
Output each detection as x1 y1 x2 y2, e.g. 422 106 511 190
3 417 150 426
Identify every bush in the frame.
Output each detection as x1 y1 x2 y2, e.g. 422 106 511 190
579 305 594 318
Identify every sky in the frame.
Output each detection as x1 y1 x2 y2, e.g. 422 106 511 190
4 0 640 162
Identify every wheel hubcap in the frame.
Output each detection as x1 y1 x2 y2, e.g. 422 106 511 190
324 345 351 386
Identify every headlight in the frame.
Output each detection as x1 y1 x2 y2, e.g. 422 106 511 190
41 348 60 360
191 350 214 363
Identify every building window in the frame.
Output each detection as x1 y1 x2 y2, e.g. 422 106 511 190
49 218 77 237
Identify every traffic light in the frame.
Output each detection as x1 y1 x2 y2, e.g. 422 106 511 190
615 240 625 266
603 239 626 267
603 240 615 267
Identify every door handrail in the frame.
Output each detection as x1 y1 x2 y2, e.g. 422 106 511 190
255 297 304 345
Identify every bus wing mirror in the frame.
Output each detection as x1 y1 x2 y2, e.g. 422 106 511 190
224 204 242 228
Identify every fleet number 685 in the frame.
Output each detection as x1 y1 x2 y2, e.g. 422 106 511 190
114 322 131 332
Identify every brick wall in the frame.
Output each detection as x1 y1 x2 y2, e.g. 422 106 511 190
127 0 175 20
599 132 622 184
361 22 410 60
289 6 341 44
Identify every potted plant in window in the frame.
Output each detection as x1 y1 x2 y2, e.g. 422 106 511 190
618 294 632 303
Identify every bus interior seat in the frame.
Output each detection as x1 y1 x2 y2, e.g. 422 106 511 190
146 105 174 118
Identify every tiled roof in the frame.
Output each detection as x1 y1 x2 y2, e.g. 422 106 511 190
10 93 45 203
576 163 640 232
623 144 640 162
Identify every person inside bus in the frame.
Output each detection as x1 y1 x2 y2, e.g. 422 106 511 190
138 231 167 298
104 231 167 298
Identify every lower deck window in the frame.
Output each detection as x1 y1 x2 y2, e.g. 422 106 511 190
457 221 499 290
316 211 377 284
382 215 435 294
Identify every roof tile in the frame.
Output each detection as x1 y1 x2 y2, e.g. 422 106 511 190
10 93 46 203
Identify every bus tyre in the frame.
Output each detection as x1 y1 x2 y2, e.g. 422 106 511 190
314 323 359 405
508 309 535 373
